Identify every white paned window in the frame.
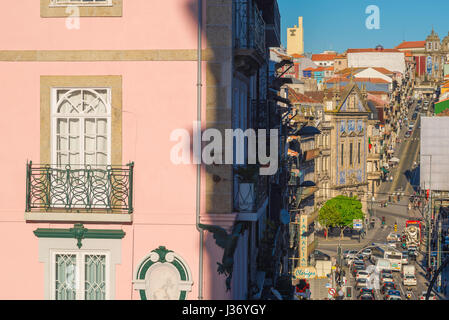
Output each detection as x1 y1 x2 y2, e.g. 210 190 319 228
51 251 110 300
50 0 112 6
51 88 111 168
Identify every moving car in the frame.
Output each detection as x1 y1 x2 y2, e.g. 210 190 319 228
419 291 438 300
359 288 375 297
408 246 418 258
412 113 418 120
361 248 372 258
384 290 401 300
381 281 396 294
352 260 366 268
381 269 393 277
387 232 401 242
403 274 417 286
381 274 394 284
348 256 365 267
401 251 409 265
405 130 412 138
355 278 369 289
387 295 402 300
356 270 370 280
310 250 330 261
343 250 358 260
359 294 375 300
352 264 365 277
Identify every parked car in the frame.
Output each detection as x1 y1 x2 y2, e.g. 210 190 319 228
419 291 438 300
310 250 330 261
412 113 418 120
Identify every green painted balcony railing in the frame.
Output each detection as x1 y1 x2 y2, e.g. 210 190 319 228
26 161 134 214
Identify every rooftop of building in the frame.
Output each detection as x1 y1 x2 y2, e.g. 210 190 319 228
346 48 401 53
289 88 321 104
395 41 426 49
311 53 337 61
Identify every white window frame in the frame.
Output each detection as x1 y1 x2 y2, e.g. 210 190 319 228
50 249 111 300
50 87 112 167
50 0 113 7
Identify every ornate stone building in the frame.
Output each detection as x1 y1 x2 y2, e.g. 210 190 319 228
425 29 449 81
323 79 370 214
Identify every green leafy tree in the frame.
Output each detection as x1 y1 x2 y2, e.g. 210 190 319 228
318 195 364 239
317 200 340 239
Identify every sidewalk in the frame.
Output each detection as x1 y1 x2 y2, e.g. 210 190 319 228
317 217 382 247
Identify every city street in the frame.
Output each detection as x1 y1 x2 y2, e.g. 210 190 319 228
316 95 447 300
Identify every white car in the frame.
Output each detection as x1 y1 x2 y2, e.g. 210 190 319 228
387 232 401 242
343 250 358 260
401 252 409 265
347 257 362 266
387 295 402 300
361 249 372 258
403 274 417 286
381 275 394 284
356 270 370 280
419 291 437 300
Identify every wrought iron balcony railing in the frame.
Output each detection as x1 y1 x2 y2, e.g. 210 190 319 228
234 175 268 213
234 0 266 57
26 162 134 213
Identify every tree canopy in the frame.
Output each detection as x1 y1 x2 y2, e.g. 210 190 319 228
318 195 364 230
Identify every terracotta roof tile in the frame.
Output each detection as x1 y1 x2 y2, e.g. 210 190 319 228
289 89 321 104
395 41 426 49
311 54 337 61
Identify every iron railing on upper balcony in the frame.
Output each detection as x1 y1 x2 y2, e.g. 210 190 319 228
234 0 266 57
26 161 134 213
234 175 268 213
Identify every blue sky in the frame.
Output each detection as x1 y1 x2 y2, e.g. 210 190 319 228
279 0 449 54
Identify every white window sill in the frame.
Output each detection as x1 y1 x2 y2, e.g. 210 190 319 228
25 212 132 223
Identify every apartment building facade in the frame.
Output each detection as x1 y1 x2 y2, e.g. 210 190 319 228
0 0 282 300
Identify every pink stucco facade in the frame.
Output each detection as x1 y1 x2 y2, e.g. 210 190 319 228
0 0 236 300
